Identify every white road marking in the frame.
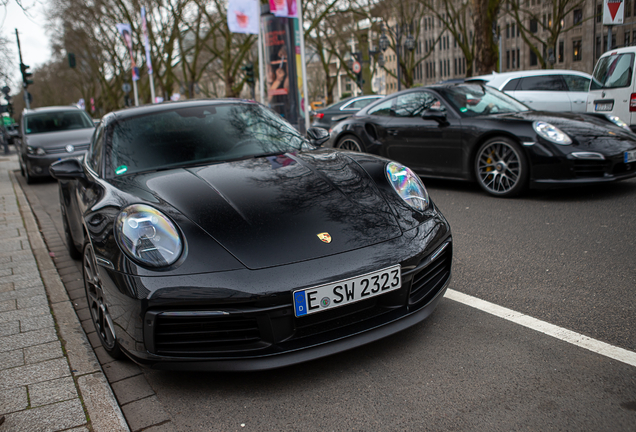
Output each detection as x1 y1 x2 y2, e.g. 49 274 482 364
445 289 636 368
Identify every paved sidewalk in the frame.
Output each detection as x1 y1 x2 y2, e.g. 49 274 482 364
0 151 129 432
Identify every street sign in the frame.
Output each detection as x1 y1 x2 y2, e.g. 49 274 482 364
352 61 362 74
604 0 624 25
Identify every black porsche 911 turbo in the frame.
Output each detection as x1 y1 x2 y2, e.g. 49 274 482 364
327 83 636 197
50 100 452 371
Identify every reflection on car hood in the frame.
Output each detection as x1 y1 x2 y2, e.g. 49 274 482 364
24 128 94 148
118 150 402 270
498 111 636 152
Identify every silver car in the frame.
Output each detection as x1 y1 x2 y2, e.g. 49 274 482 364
18 106 95 183
467 69 592 113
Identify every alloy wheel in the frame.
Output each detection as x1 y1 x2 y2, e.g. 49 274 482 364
476 140 523 195
337 137 363 152
83 244 117 351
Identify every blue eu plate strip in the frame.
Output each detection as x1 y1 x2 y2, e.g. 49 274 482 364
294 291 307 317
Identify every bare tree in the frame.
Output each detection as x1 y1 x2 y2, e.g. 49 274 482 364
506 0 589 69
472 0 503 75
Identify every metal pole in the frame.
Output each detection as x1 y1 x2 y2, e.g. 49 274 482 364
396 26 401 92
258 24 265 104
297 0 310 132
149 75 156 103
607 26 612 51
133 80 139 106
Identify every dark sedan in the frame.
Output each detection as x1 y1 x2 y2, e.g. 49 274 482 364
328 84 636 197
311 95 384 131
50 100 452 371
18 106 95 183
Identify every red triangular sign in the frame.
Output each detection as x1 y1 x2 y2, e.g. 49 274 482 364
608 2 622 21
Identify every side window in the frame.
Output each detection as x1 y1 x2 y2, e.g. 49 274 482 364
87 126 104 174
367 99 394 116
346 98 380 109
394 92 439 117
502 78 521 91
563 75 590 92
519 75 567 91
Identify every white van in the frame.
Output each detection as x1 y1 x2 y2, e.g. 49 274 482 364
587 46 636 132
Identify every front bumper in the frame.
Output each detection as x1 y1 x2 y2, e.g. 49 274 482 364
25 152 87 178
98 217 452 371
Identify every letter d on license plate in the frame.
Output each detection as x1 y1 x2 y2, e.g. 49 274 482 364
293 265 401 317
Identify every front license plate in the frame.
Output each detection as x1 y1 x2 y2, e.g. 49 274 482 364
625 150 636 163
595 103 613 111
293 265 401 317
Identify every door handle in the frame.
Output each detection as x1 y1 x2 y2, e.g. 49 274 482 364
387 129 398 136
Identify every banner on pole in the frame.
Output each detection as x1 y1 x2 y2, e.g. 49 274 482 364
604 0 624 25
228 0 260 34
116 23 140 81
269 0 297 18
140 7 153 74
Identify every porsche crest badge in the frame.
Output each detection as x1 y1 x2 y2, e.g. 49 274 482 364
317 232 332 243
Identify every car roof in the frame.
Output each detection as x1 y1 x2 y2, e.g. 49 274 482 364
467 69 592 88
105 98 257 122
23 106 84 115
598 45 636 58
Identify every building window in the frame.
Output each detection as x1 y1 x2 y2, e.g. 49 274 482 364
573 9 582 26
633 30 636 46
627 0 632 18
573 39 582 61
512 49 516 68
517 49 520 68
506 50 510 69
506 24 510 39
530 19 538 33
558 40 564 63
597 4 602 23
530 49 537 66
626 31 631 47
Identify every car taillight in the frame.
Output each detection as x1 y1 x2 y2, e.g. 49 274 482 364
630 94 636 112
315 113 324 119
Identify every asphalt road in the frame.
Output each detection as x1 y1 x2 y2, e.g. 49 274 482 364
22 173 636 431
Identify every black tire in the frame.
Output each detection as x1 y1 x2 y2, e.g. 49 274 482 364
19 156 25 177
474 137 528 198
24 161 33 185
83 242 125 359
336 135 364 152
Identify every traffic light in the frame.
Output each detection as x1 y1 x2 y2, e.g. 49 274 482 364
241 63 255 85
20 63 33 88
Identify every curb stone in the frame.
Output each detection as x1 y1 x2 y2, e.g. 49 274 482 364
10 170 130 432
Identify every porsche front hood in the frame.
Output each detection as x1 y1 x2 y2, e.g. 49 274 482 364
138 150 402 270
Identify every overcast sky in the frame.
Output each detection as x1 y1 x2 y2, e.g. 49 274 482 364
2 0 51 90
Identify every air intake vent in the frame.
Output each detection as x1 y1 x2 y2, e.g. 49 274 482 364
573 160 607 178
409 244 452 305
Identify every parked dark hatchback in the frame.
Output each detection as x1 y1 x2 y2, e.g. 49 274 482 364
311 95 384 131
50 100 452 371
18 106 95 183
328 83 636 197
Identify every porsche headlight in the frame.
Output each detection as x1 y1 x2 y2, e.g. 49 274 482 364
27 146 46 155
533 121 572 145
115 204 183 268
606 115 631 131
386 162 429 211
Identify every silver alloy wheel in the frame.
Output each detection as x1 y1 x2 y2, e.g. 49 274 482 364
337 136 363 152
83 243 117 351
476 140 522 195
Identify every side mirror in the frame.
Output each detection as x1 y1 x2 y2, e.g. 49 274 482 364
421 110 448 125
307 127 330 147
50 157 86 180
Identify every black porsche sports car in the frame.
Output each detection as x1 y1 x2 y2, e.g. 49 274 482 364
328 83 636 197
50 100 452 371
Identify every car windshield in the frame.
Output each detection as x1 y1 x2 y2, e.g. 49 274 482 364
24 111 94 135
442 84 530 116
591 53 634 90
107 102 312 176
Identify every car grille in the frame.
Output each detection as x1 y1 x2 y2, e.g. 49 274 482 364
572 160 608 178
408 243 452 305
46 143 89 155
153 312 266 357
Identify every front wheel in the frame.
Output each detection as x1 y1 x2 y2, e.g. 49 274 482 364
474 137 528 198
83 242 125 359
336 135 363 152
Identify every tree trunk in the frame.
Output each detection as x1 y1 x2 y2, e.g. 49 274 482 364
472 0 500 75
